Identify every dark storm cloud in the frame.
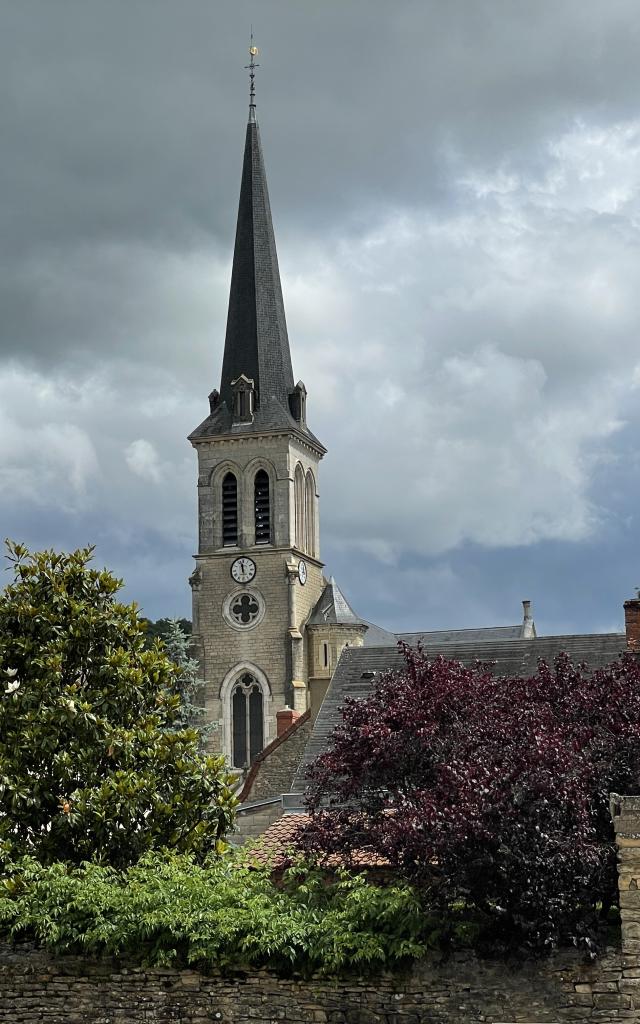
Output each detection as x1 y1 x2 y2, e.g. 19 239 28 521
2 1 640 629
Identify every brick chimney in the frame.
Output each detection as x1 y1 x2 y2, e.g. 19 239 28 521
276 706 300 738
624 596 640 651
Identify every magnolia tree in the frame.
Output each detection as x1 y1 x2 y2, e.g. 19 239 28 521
0 543 236 868
299 645 640 952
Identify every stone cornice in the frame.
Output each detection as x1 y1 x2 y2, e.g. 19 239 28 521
190 428 326 459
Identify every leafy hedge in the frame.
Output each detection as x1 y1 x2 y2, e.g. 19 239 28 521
0 853 437 974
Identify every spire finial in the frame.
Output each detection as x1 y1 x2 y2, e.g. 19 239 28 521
245 30 259 123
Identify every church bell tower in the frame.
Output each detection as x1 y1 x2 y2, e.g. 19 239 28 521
188 48 326 768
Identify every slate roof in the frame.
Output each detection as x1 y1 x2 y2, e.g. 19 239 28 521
189 113 323 450
308 577 366 627
289 632 626 799
361 620 398 647
398 624 530 645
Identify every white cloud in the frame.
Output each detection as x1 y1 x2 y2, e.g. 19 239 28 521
0 369 98 508
125 439 161 483
283 118 640 561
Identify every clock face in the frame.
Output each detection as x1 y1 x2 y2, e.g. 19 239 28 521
297 559 307 586
230 556 256 584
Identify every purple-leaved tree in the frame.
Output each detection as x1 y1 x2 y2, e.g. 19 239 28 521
299 645 640 952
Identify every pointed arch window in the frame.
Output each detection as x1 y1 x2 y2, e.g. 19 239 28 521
305 470 316 557
222 472 238 546
231 673 264 768
254 470 271 545
294 464 305 551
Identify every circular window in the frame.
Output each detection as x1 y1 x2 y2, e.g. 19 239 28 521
223 588 265 631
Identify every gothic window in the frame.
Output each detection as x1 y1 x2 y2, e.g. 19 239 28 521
305 470 316 557
294 463 305 551
222 472 238 546
231 673 264 768
254 470 271 545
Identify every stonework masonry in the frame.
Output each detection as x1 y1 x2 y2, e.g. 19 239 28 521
0 941 631 1024
190 430 325 763
3 795 640 1022
239 710 312 803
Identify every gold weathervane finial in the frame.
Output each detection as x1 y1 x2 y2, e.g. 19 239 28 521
245 31 260 121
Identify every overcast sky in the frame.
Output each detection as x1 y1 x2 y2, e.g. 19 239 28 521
2 1 640 635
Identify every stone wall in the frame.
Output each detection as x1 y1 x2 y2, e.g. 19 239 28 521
233 796 283 842
0 941 632 1023
3 795 640 1023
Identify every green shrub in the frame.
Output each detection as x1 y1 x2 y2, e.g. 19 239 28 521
0 853 434 974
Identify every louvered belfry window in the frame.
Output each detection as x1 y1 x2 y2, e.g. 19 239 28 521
222 472 238 546
254 470 271 544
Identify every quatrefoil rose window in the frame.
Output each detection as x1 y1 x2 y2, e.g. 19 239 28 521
223 588 265 631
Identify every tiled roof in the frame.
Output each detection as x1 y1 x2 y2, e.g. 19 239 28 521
248 812 389 868
290 632 626 798
248 813 309 865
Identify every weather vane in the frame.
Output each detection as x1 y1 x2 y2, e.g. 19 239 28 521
245 30 259 121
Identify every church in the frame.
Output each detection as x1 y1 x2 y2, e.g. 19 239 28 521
188 55 638 840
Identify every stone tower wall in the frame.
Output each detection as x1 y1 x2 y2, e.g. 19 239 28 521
190 430 324 760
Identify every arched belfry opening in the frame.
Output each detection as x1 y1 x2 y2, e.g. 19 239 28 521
222 472 238 546
254 469 271 544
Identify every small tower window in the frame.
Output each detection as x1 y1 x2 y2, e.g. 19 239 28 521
323 642 329 668
230 375 255 424
231 673 264 768
254 470 271 545
222 472 238 546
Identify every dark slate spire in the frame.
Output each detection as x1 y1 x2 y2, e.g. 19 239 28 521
219 109 294 412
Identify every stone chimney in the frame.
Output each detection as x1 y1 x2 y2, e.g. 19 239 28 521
276 706 300 738
624 596 640 652
522 599 536 639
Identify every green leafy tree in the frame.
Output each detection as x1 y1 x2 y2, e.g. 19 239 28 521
0 543 236 868
141 617 191 646
160 618 213 738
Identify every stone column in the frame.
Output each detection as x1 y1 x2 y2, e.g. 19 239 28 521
612 794 640 957
286 560 306 713
610 794 640 1015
